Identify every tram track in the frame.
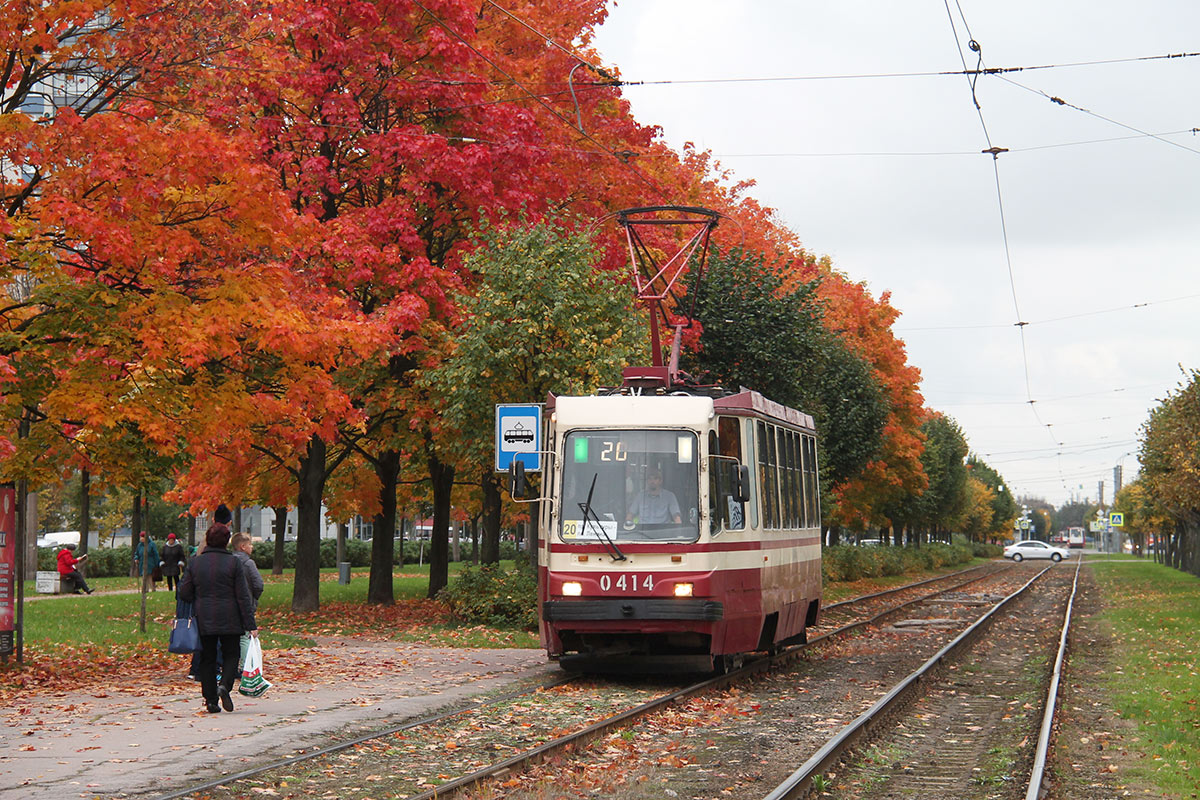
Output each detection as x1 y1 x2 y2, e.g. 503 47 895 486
487 560 1078 800
151 563 1045 800
765 557 1083 800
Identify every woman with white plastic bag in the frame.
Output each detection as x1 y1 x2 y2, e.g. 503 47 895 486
238 636 271 697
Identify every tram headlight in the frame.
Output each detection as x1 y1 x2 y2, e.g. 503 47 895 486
562 581 583 596
673 582 694 597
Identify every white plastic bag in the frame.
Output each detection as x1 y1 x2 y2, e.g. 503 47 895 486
238 637 271 697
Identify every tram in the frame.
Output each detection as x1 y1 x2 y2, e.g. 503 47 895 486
532 382 823 672
508 206 822 672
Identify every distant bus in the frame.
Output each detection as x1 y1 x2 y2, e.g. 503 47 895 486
1068 527 1085 549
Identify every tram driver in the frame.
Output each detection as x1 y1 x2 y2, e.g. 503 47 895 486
625 467 683 528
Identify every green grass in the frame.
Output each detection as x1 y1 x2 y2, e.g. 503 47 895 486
18 561 534 653
1092 559 1200 797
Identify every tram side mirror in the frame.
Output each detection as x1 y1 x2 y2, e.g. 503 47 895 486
734 464 751 503
508 460 528 500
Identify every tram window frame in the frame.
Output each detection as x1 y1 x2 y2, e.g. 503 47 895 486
772 426 784 528
708 418 747 535
757 421 773 529
775 427 789 529
787 429 801 528
791 431 804 527
802 433 819 526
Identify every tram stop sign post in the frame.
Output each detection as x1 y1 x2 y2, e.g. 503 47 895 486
495 404 542 473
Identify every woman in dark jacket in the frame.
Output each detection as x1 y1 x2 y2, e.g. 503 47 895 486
160 533 187 592
178 524 258 713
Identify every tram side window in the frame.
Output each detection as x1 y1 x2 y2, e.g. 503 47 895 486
802 434 819 526
776 428 791 528
757 421 775 529
708 418 746 533
777 428 806 529
787 434 796 527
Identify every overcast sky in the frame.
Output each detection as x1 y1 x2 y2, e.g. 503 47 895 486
590 0 1200 509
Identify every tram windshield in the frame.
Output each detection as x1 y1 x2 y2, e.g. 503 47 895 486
560 429 700 543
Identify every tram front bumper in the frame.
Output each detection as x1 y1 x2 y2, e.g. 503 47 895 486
543 598 724 622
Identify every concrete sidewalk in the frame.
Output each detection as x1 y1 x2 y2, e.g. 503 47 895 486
3 638 555 799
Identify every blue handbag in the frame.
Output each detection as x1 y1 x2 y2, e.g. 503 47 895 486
168 602 201 654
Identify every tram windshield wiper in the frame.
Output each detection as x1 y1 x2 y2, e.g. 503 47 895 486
579 473 626 562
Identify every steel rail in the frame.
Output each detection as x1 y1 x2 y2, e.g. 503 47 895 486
806 561 1012 647
821 562 998 612
150 674 577 800
153 562 1014 800
1025 555 1084 799
404 564 1021 800
762 563 1056 800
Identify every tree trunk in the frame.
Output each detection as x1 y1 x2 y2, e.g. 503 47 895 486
292 434 327 613
368 449 400 605
78 470 90 557
470 516 479 564
187 514 197 551
826 524 841 547
481 470 501 564
130 489 143 577
427 454 454 599
272 506 287 575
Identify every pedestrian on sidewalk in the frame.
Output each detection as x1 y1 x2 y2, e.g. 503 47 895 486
188 504 231 680
229 532 264 672
160 533 187 592
178 523 257 714
56 543 93 595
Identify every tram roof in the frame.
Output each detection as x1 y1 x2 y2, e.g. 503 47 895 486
548 388 815 432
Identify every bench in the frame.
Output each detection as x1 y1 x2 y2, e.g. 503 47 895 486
35 571 65 594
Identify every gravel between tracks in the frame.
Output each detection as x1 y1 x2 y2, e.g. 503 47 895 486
479 563 1158 800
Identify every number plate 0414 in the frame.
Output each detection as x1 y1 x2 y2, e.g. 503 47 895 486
597 574 654 593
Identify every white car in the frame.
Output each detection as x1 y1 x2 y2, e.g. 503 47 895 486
1004 539 1070 562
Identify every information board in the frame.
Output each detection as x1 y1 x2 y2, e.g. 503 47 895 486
0 486 15 656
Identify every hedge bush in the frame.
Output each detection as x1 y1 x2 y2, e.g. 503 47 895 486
438 563 538 629
821 541 984 583
37 545 133 578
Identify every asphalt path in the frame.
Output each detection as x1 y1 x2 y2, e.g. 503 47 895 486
4 632 555 800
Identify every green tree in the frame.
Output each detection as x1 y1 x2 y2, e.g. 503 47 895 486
1138 368 1200 573
429 219 644 564
682 249 887 502
1114 478 1170 557
965 456 1018 540
906 412 968 543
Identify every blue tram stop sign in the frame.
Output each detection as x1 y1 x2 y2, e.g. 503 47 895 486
495 404 542 472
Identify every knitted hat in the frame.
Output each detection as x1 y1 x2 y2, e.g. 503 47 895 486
167 533 176 540
213 504 232 524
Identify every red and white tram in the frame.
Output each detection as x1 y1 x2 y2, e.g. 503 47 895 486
535 386 822 672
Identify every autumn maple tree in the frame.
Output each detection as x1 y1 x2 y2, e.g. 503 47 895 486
0 0 953 632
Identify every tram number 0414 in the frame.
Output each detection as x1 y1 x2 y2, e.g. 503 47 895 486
599 574 654 592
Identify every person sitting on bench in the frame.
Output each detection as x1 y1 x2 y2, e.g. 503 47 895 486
57 543 94 595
